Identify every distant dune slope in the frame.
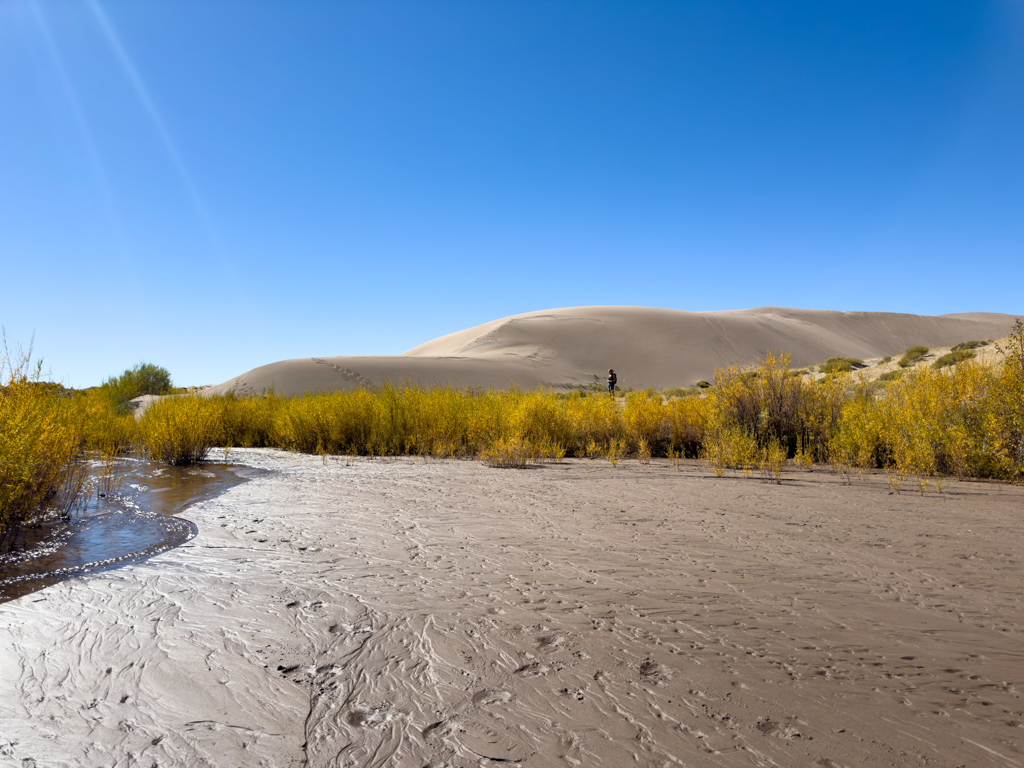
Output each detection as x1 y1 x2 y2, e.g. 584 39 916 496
207 307 1018 396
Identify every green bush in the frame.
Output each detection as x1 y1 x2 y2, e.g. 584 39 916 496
821 357 864 374
880 356 892 364
878 370 904 383
696 380 711 389
933 349 975 369
951 340 988 352
898 346 929 368
101 362 173 412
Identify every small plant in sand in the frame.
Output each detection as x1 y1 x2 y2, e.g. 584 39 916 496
758 438 787 484
604 437 625 467
636 437 652 464
933 349 975 369
898 346 929 368
669 448 682 469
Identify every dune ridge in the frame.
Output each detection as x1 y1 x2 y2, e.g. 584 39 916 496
207 306 1018 396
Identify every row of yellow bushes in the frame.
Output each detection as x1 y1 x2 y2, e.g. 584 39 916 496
3 324 1023 544
117 340 1023 487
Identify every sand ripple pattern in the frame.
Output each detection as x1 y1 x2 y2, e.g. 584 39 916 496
2 450 1024 767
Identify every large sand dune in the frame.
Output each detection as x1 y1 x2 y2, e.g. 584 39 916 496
208 307 1019 396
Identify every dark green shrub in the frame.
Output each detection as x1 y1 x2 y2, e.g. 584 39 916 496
898 346 929 368
880 356 892 364
821 357 864 374
696 380 711 388
933 350 975 369
878 370 904 383
101 362 173 412
951 340 988 352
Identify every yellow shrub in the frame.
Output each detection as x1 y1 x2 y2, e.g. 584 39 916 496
479 434 536 468
621 390 668 454
667 393 710 457
1 349 86 545
139 392 220 465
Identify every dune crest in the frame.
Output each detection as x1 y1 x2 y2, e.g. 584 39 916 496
208 306 1018 396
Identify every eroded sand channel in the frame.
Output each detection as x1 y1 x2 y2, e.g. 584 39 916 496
1 449 1022 767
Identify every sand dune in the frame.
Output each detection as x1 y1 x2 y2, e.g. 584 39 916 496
3 449 1023 766
207 307 1019 396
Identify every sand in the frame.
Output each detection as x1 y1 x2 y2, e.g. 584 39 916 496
206 306 1020 396
2 448 1023 767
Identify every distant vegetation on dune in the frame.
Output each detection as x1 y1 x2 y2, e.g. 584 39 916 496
2 322 1023 546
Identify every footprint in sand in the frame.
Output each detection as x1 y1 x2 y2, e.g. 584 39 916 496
516 662 551 676
472 689 513 706
756 717 803 739
538 633 566 649
346 705 396 727
422 718 458 738
639 658 673 686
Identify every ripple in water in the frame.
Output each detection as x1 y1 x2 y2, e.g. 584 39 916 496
0 456 264 603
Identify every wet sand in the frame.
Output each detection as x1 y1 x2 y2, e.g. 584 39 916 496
0 459 260 604
1 449 1022 767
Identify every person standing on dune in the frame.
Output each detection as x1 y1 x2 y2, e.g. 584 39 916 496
607 368 617 394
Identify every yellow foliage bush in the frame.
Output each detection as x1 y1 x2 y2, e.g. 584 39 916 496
0 344 87 546
138 391 221 465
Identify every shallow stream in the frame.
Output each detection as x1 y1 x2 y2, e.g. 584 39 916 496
0 456 261 603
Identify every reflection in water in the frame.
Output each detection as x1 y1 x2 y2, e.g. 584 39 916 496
0 456 263 603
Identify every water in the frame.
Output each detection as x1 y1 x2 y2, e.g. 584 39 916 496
0 456 264 603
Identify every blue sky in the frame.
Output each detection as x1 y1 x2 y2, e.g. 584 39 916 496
2 1 1022 387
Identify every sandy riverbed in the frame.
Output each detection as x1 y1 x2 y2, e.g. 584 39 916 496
1 449 1022 767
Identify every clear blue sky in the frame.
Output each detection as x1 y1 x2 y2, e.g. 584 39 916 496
2 1 1022 387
